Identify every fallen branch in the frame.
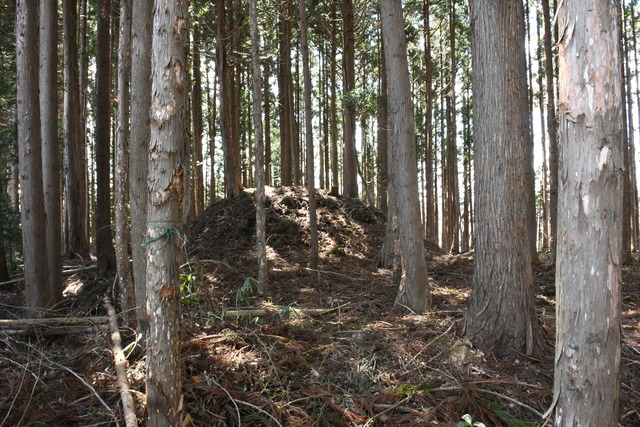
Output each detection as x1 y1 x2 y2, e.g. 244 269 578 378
0 316 109 328
218 306 337 319
104 297 137 427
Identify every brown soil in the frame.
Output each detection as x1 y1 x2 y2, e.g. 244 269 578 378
0 186 638 426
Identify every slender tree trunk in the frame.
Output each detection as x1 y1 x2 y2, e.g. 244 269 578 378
630 0 640 251
249 0 268 292
542 0 559 256
264 61 272 186
217 0 243 197
145 1 188 425
423 0 437 245
342 0 358 198
79 0 90 248
552 1 623 424
524 0 538 262
330 0 339 193
207 66 218 202
40 0 62 306
130 0 152 327
618 2 631 260
381 0 431 315
64 0 90 258
536 9 550 250
95 0 115 275
464 0 544 358
377 37 388 213
115 0 135 325
299 0 319 269
192 19 204 215
17 0 51 313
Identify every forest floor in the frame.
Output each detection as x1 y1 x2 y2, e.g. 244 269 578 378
0 186 639 426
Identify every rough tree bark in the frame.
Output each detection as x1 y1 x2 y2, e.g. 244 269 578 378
249 0 268 292
63 0 90 258
464 0 544 358
377 37 388 213
381 0 431 315
145 1 188 425
342 0 358 198
95 0 116 275
115 0 135 325
40 0 62 306
216 0 243 197
130 0 153 327
299 0 319 269
551 0 623 424
192 19 204 215
542 0 559 256
17 0 51 312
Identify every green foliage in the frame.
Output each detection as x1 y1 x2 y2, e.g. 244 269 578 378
237 276 259 304
341 88 378 116
179 273 201 305
280 302 299 319
392 383 432 399
455 414 486 427
490 402 540 427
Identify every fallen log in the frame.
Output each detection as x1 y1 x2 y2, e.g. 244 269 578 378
0 316 109 328
104 297 137 427
215 306 337 319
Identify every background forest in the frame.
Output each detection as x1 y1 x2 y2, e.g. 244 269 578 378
1 0 640 426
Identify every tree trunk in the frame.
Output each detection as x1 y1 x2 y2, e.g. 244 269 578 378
330 0 339 192
40 0 62 306
630 0 640 251
217 0 243 198
381 0 431 315
95 0 115 275
377 37 388 213
130 0 152 327
249 0 268 292
423 0 438 245
342 0 358 198
542 0 559 257
464 0 544 358
17 0 51 312
443 0 459 254
207 65 218 202
63 0 90 258
299 0 319 269
264 61 272 186
192 19 204 215
535 9 550 250
145 1 188 424
552 0 623 424
278 0 294 187
115 0 135 325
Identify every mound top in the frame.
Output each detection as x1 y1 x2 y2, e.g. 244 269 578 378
188 186 385 265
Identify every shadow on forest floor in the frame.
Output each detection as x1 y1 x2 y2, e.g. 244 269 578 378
0 186 639 426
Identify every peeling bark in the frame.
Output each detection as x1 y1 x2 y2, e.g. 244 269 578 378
553 1 623 424
146 2 188 426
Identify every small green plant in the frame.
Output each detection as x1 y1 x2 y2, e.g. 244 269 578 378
456 414 486 427
236 276 259 304
179 273 200 305
280 302 300 319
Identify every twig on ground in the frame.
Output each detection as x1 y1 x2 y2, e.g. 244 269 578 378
414 320 458 360
235 399 283 427
26 344 120 426
305 267 366 281
104 297 137 427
